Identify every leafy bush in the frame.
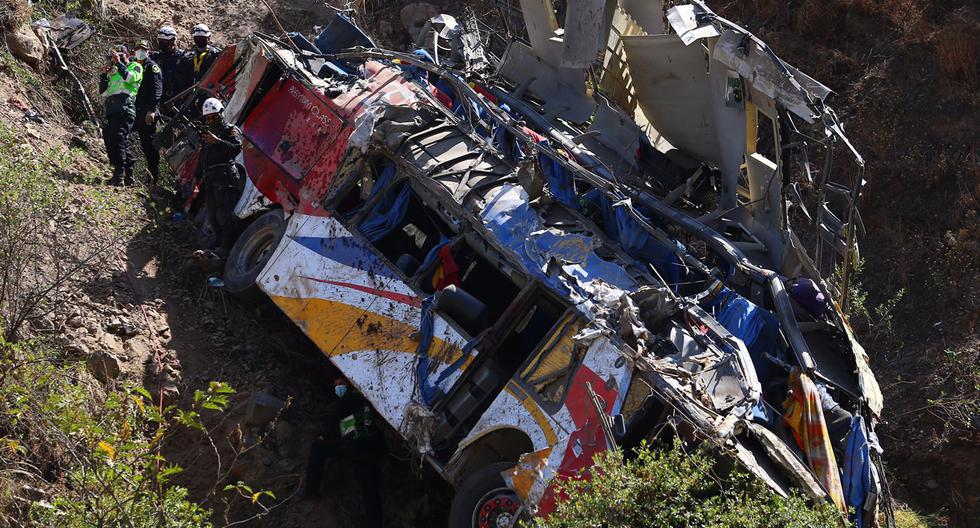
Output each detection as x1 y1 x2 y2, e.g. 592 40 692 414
0 336 230 526
538 440 840 528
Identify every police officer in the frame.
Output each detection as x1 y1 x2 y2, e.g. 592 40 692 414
196 97 242 254
132 40 163 185
300 376 385 528
151 26 190 114
99 44 143 185
188 23 220 84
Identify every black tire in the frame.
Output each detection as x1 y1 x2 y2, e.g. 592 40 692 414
223 209 285 301
449 462 524 528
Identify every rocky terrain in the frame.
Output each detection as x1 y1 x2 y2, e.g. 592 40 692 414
0 0 977 526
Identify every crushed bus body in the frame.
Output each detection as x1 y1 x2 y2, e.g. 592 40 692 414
164 2 890 526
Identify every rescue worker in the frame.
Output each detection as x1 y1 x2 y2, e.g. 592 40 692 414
132 40 163 185
99 44 143 185
300 376 385 528
195 97 242 254
151 26 190 114
188 23 220 84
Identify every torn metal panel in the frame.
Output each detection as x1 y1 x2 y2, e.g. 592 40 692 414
560 0 613 68
619 0 664 35
713 30 831 123
745 152 783 230
665 4 720 45
599 6 658 137
223 38 270 123
497 41 596 123
583 97 644 169
622 34 719 163
706 47 748 210
518 0 562 66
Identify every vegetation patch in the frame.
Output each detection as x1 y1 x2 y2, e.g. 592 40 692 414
539 440 840 528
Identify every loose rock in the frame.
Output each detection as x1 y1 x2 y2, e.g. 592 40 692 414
4 22 45 68
87 351 121 383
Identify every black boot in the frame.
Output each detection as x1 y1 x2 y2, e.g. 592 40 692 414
123 167 135 186
107 168 123 186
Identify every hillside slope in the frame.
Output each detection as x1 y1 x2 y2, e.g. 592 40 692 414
713 1 979 525
1 0 976 525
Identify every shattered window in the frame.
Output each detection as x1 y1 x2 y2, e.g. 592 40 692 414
334 157 397 219
519 312 584 407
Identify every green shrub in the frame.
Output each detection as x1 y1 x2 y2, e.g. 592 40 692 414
0 336 232 526
538 439 841 528
0 123 136 341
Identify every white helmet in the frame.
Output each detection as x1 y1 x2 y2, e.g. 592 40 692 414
157 26 177 40
202 97 223 116
191 23 211 37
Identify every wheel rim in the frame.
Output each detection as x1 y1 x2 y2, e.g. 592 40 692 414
472 487 521 528
236 225 275 275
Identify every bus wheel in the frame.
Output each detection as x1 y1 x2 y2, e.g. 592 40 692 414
449 462 525 528
223 209 284 301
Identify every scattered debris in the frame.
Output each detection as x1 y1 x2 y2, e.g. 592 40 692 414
243 392 285 426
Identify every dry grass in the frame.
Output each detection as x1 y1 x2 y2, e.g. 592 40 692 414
842 0 880 17
0 0 29 31
894 502 947 528
882 0 930 36
753 0 784 21
936 25 978 88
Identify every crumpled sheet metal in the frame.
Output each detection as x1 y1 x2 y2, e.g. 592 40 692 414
349 102 428 154
665 4 721 45
560 0 610 68
518 0 562 66
619 0 664 34
224 38 266 123
33 15 94 50
712 30 832 123
497 41 596 124
501 446 553 504
480 185 636 304
589 282 758 419
621 34 718 163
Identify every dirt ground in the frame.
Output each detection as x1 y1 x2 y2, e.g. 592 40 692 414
2 0 977 525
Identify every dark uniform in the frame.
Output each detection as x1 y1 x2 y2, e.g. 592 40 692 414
302 389 384 528
185 44 221 118
151 47 191 114
135 56 163 184
99 58 143 185
188 44 221 84
195 120 242 252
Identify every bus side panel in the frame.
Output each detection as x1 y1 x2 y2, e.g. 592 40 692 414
257 213 471 434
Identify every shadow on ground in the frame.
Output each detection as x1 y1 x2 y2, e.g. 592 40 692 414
81 201 450 527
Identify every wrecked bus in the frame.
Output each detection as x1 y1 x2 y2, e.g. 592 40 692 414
164 2 891 526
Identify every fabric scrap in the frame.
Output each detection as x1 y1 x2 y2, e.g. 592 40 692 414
782 368 847 512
